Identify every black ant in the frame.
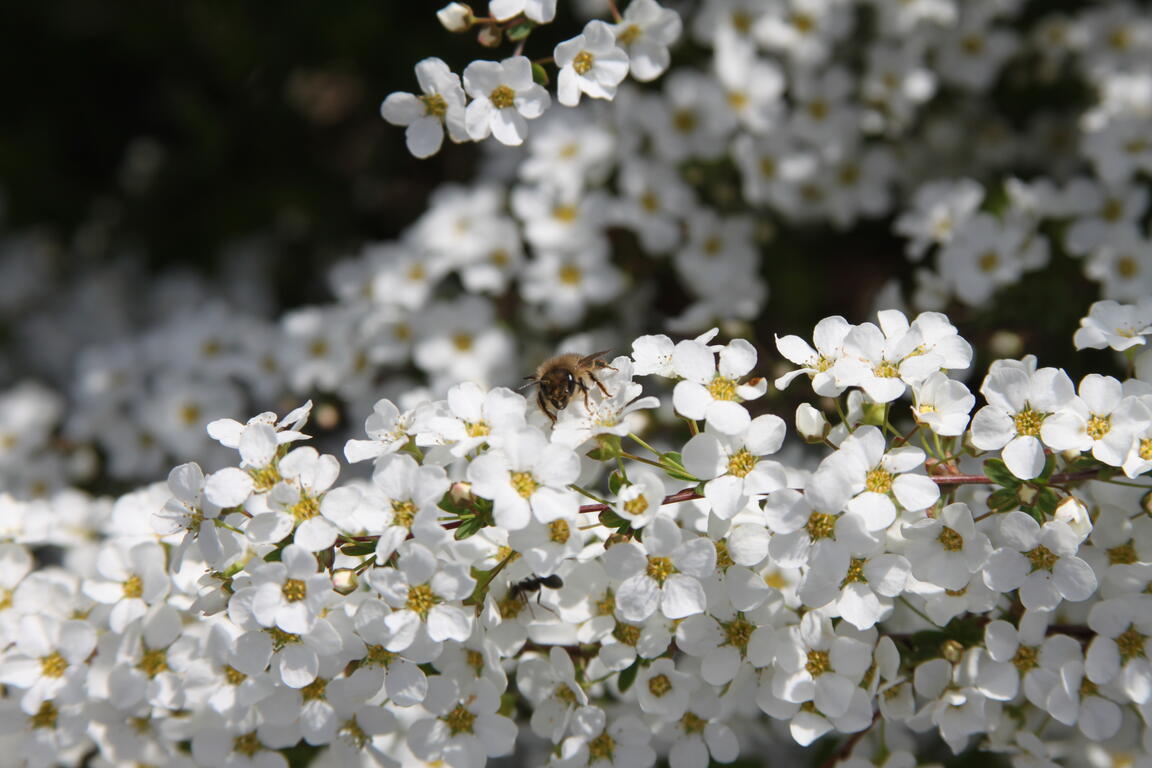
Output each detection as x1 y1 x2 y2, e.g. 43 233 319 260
507 574 564 617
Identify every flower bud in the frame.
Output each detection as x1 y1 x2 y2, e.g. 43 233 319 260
795 403 828 442
477 23 502 47
437 3 475 32
332 568 359 595
1054 496 1092 541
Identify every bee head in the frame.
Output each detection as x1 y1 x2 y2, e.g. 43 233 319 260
540 368 577 409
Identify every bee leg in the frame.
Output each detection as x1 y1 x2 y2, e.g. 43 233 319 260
586 370 612 398
538 390 557 424
576 378 592 409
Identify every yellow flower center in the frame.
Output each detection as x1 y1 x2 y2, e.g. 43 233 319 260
721 614 754 653
406 583 438 619
646 556 675 585
282 578 307 602
1013 406 1046 437
648 673 672 697
840 557 867 587
453 332 474 351
806 511 836 540
573 50 595 75
489 85 516 109
465 420 491 438
302 678 327 701
623 495 649 518
1086 414 1112 440
865 467 894 494
40 651 67 678
1012 645 1038 672
291 494 320 523
727 448 758 478
225 665 248 685
613 622 640 645
1108 542 1137 565
588 732 616 762
122 574 143 599
138 648 169 678
510 471 539 499
805 648 830 677
549 519 571 543
233 732 261 757
617 24 641 45
444 704 476 735
938 526 964 552
1117 625 1147 662
559 264 582 285
1025 545 1058 572
673 109 697 134
421 93 447 118
707 375 739 401
392 499 418 528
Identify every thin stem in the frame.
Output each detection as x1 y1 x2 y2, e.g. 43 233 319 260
606 0 623 22
897 596 934 626
570 484 609 505
628 432 661 457
577 487 702 516
620 451 666 470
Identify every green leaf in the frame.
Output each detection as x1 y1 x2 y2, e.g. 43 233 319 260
987 488 1017 512
983 458 1020 488
659 451 698 482
340 541 376 557
506 20 534 41
1037 452 1057 481
454 516 485 540
618 659 640 693
609 471 625 497
599 509 629 530
531 62 549 87
1033 487 1059 517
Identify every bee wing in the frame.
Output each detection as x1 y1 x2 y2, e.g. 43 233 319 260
579 349 614 367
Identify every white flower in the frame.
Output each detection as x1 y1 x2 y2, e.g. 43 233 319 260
603 516 715 622
983 510 1097 611
1041 374 1151 467
246 544 333 634
1073 298 1152 351
367 541 474 653
969 357 1076 480
555 21 630 107
612 0 682 82
381 58 468 158
894 178 985 261
681 415 788 520
362 453 451 561
903 502 991 591
463 57 551 146
489 0 555 23
81 540 169 633
344 398 415 464
672 337 767 435
772 612 873 718
517 646 590 742
1084 596 1152 703
407 678 517 768
612 469 666 529
553 710 656 768
635 658 697 720
912 372 975 437
467 427 580 530
0 614 95 715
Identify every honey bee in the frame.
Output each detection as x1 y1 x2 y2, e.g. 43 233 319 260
522 350 617 424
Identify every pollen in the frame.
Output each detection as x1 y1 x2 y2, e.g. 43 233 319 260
1116 625 1147 662
588 731 616 762
721 614 754 652
616 24 641 44
1118 256 1138 279
806 511 836 540
1087 414 1112 440
40 651 68 678
1025 545 1058 572
282 578 307 602
714 540 734 570
465 420 491 437
489 84 516 109
233 732 261 758
1140 438 1152 461
406 583 438 619
453 332 474 351
623 494 649 518
572 50 595 76
673 109 698 134
180 403 201 426
865 467 894 494
466 649 485 675
1108 542 1137 565
1012 645 1038 672
302 678 327 701
681 712 707 734
640 190 661 212
510 470 539 499
421 93 447 118
31 701 58 730
978 250 999 272
840 557 867 586
139 648 170 678
873 360 900 379
444 704 476 735
938 526 964 552
291 494 320 522
648 673 672 697
759 157 777 178
553 203 578 222
790 12 815 33
122 573 144 599
224 665 248 685
596 590 616 616
707 375 739 401
727 448 758 478
559 264 583 285
647 556 675 584
391 499 418 528
549 519 571 543
1013 406 1046 437
805 648 831 677
614 622 640 646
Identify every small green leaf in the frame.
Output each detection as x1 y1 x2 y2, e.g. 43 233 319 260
454 516 485 540
599 509 628 530
609 471 625 497
987 488 1017 512
659 451 698 482
340 542 376 557
531 62 549 87
1037 453 1057 482
618 659 640 693
1033 487 1059 517
506 20 534 41
983 458 1020 488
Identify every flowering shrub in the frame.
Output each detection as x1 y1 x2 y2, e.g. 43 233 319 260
2 0 1152 766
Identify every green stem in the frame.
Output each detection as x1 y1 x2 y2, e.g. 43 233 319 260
628 432 661 457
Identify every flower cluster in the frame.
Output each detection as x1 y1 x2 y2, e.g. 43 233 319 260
3 304 1152 766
